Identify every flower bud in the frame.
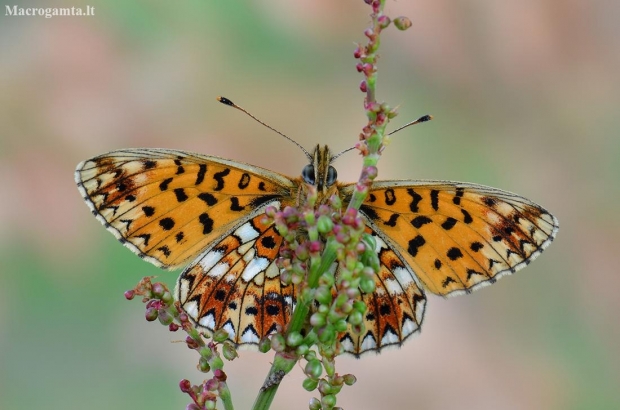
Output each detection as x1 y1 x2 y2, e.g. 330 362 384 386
394 16 412 31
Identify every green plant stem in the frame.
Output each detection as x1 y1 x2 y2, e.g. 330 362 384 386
219 383 234 410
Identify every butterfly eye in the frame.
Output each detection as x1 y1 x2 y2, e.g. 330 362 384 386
302 164 316 185
326 166 338 186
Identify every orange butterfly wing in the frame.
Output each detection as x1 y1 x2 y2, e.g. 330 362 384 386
75 148 295 269
176 213 295 348
176 212 427 357
344 180 559 296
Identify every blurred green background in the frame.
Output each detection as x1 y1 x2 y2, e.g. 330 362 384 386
1 1 619 409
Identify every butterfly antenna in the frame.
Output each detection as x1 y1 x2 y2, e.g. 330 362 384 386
217 96 313 161
331 114 433 161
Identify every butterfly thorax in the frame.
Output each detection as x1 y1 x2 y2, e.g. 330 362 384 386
296 145 340 206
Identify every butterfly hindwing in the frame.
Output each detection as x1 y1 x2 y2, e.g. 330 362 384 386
340 231 426 356
75 149 295 269
176 213 297 347
345 180 559 296
177 209 427 356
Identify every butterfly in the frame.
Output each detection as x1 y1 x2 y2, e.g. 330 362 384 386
76 142 558 357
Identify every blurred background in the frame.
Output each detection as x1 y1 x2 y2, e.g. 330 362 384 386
1 0 619 409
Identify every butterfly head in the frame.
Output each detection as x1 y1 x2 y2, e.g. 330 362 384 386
301 145 338 193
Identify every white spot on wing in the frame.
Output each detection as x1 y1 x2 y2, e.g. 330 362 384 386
241 257 269 282
384 278 402 296
238 240 255 255
361 334 377 351
178 278 191 302
381 328 399 346
393 266 414 287
199 312 216 329
340 337 355 353
223 321 236 339
208 261 230 279
401 317 418 337
235 222 260 242
266 261 280 279
200 249 224 271
183 300 199 320
241 326 260 344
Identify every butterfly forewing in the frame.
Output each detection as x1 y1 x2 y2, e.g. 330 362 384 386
347 180 559 296
75 149 295 269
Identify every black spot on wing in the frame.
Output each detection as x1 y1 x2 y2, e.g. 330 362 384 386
406 188 422 212
261 236 277 249
198 192 218 206
230 197 244 211
407 235 426 257
137 233 151 246
430 190 439 211
360 205 379 222
159 217 175 231
384 189 396 205
142 206 155 217
238 173 251 189
447 247 463 260
159 178 173 191
461 209 473 224
213 169 230 191
174 188 188 202
384 214 399 227
453 187 464 205
195 164 207 185
441 217 457 230
266 305 280 316
158 245 171 257
249 194 281 208
199 213 214 234
411 216 432 228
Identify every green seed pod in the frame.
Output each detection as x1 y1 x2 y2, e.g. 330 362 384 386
393 16 412 31
348 310 363 326
322 357 335 377
359 277 376 294
321 394 337 409
161 291 173 304
303 377 319 392
157 310 173 326
309 397 321 410
315 285 333 306
198 356 211 373
296 344 309 356
258 337 271 353
353 300 367 314
310 312 327 328
318 325 336 344
343 374 357 386
270 333 286 352
213 328 230 343
334 319 348 332
222 341 238 361
304 350 318 362
304 359 323 379
287 331 304 347
317 214 334 234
